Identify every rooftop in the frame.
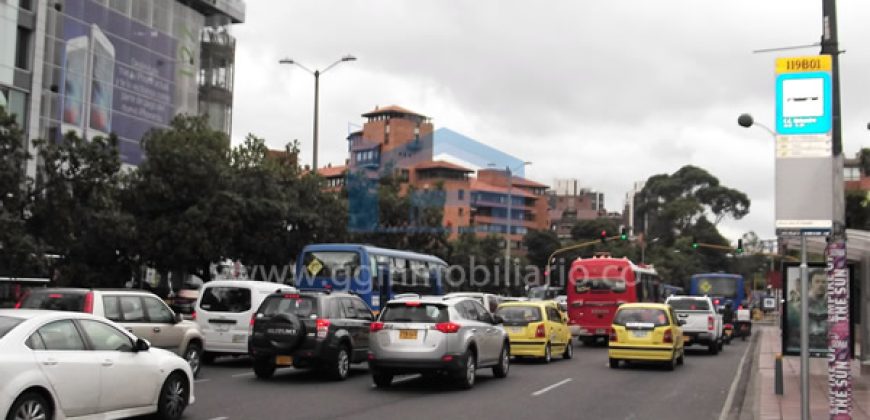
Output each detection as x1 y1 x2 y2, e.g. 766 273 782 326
362 105 428 119
414 160 473 173
317 165 347 178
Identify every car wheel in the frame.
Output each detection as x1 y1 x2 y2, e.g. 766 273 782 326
708 341 719 355
7 391 52 420
157 373 189 420
372 371 393 388
666 353 677 371
253 357 276 379
455 350 477 389
563 340 574 360
719 340 725 351
609 358 619 369
677 349 685 365
183 342 202 377
493 344 510 378
329 345 351 381
542 343 552 364
201 351 216 365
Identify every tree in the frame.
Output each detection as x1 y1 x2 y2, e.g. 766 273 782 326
28 131 133 287
125 115 234 284
523 229 561 269
0 107 42 276
845 190 869 230
570 218 619 241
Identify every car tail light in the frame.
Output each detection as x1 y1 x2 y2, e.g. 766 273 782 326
316 318 331 338
191 311 197 321
48 294 63 299
370 322 385 332
83 292 94 313
663 329 673 344
609 329 618 342
708 315 715 331
714 299 720 306
738 305 743 310
404 301 421 307
367 353 375 361
248 314 256 334
283 294 300 299
535 324 546 338
441 355 454 362
435 322 460 334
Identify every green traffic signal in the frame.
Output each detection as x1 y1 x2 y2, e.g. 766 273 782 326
736 239 744 254
620 227 628 241
691 236 699 249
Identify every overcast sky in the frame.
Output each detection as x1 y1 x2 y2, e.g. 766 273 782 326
229 1 870 243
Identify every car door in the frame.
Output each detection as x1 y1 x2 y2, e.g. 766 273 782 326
142 295 184 353
29 319 102 417
77 319 159 411
350 297 373 358
469 300 501 363
545 306 565 347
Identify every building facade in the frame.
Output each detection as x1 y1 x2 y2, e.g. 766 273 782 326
0 0 243 176
548 179 605 240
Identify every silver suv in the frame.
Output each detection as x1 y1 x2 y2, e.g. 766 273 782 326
368 296 510 389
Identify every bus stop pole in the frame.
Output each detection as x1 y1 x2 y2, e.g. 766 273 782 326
800 234 809 420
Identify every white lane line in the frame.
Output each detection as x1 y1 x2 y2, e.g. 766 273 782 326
531 378 573 397
718 339 754 420
195 378 211 383
206 417 228 420
231 372 255 378
368 374 420 388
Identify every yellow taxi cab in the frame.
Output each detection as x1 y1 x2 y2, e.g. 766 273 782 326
494 300 573 363
607 303 685 370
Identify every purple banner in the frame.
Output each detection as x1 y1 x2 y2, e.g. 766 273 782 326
826 240 851 419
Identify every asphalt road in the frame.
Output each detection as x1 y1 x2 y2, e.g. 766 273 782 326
179 338 752 420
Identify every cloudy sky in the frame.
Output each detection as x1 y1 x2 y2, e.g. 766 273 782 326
229 1 870 242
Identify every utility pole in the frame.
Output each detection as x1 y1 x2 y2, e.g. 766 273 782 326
821 1 852 419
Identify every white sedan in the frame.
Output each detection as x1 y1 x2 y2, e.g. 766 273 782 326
0 310 195 420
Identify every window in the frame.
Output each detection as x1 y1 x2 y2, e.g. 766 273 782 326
0 316 22 339
301 251 361 279
103 296 121 321
459 208 464 217
470 301 493 323
199 287 252 313
495 306 542 323
613 308 669 327
258 295 318 318
118 296 146 322
143 297 175 323
668 299 711 311
26 331 45 350
844 167 861 181
352 298 373 320
458 189 464 200
35 320 86 351
339 298 357 318
547 307 563 323
79 320 133 352
15 27 30 70
381 303 448 323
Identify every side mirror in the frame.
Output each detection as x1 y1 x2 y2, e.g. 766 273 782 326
493 315 505 325
134 338 150 352
678 319 686 326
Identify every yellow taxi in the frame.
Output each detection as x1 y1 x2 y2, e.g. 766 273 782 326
494 300 573 363
607 303 685 370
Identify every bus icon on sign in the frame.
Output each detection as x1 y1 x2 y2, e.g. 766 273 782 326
775 72 832 135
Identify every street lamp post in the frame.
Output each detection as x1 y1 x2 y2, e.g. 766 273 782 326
279 55 357 171
503 162 532 285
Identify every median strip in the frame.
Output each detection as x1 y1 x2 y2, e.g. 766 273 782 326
531 378 573 396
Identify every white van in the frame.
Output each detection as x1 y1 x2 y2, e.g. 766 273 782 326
195 280 295 362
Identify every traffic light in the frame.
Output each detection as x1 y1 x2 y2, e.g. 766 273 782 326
736 239 744 255
620 227 628 241
691 236 699 249
600 230 608 244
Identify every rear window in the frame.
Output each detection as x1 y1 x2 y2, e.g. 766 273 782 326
668 299 710 311
574 278 626 293
380 303 448 323
199 287 252 313
257 295 319 318
613 308 669 327
20 292 85 312
0 316 23 339
495 306 542 323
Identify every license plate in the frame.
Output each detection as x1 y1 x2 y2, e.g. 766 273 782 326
232 334 246 343
275 355 293 366
509 327 524 334
399 330 418 339
631 330 648 338
216 324 230 332
595 329 606 335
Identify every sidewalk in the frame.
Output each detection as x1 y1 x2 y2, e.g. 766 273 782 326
754 325 870 420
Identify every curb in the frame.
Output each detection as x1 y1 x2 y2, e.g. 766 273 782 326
722 330 762 420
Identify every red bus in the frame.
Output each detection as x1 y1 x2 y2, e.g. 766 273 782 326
566 254 663 346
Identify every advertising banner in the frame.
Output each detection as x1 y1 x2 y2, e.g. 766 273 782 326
59 1 183 165
826 242 851 419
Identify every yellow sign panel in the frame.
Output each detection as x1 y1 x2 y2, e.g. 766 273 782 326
775 55 832 74
699 280 713 294
307 259 324 277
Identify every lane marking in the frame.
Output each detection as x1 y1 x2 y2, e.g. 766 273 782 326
531 378 573 396
718 340 754 420
207 417 228 420
195 378 211 383
369 374 420 388
231 372 255 378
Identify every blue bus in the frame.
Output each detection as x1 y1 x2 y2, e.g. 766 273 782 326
688 273 746 310
662 284 684 298
294 244 448 312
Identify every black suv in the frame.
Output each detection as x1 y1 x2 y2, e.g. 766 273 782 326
248 290 374 380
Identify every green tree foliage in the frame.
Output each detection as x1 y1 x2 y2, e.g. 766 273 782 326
0 107 42 276
570 218 619 241
845 190 869 230
446 232 514 294
28 131 133 287
523 229 561 269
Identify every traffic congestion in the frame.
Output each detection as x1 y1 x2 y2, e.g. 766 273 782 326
0 244 758 420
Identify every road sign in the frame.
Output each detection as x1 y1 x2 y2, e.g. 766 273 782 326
774 55 834 237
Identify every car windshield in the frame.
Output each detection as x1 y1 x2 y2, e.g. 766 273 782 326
380 303 448 323
669 299 711 311
199 287 251 313
20 292 86 311
258 295 319 318
693 277 739 298
0 316 23 339
495 306 542 323
301 251 361 278
613 308 670 327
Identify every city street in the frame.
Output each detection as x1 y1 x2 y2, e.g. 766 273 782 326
181 339 753 420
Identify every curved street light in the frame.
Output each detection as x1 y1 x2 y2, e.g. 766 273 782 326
279 55 357 171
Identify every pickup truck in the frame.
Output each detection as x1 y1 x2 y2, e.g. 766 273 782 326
665 295 723 355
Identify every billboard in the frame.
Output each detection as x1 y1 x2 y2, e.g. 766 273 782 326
58 1 200 166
